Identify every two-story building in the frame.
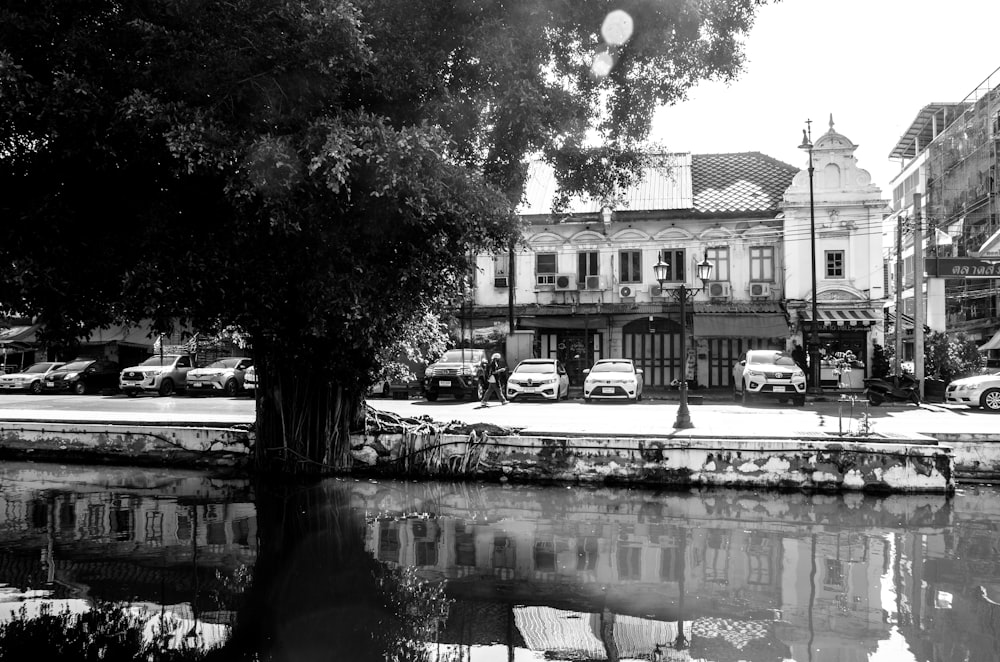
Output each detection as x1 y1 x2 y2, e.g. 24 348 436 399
467 152 798 388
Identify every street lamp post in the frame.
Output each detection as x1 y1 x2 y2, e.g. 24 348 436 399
654 254 713 429
799 123 822 395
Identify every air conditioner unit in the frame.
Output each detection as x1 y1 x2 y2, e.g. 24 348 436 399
707 281 732 299
494 276 509 288
619 285 636 298
585 275 602 290
650 285 665 297
554 273 577 291
749 282 771 298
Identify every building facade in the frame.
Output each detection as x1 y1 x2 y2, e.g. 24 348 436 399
886 66 1000 365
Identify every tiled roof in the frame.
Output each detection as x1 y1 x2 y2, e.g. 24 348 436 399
518 152 797 218
691 153 798 215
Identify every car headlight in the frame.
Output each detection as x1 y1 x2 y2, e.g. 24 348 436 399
792 369 805 378
425 367 435 377
64 372 79 380
955 384 969 391
745 369 765 378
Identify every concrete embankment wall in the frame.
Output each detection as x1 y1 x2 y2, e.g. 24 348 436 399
0 420 251 470
0 420 962 493
351 431 955 493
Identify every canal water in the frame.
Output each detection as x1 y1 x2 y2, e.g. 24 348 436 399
0 461 998 661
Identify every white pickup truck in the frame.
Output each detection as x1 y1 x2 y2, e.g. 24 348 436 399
119 353 197 397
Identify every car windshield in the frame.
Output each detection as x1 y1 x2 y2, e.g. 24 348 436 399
61 361 93 372
24 362 59 374
749 352 796 367
440 350 483 363
139 355 180 366
516 362 556 374
591 362 633 373
206 358 244 369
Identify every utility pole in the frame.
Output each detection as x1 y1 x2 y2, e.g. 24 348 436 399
895 215 904 375
913 193 925 400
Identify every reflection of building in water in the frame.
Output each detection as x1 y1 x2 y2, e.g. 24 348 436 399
0 489 256 619
366 515 893 660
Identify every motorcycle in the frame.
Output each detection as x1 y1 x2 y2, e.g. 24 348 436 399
863 374 920 406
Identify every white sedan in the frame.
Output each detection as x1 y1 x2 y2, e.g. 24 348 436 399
506 358 570 401
583 359 644 401
945 370 1000 411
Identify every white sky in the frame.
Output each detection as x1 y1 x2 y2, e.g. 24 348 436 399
649 0 1000 195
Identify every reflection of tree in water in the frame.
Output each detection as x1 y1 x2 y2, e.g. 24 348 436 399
215 478 452 662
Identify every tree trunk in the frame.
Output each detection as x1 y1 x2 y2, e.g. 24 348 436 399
253 350 365 473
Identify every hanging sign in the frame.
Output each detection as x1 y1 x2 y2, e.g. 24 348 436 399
926 257 1000 278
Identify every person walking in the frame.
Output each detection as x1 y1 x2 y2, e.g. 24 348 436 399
479 352 508 406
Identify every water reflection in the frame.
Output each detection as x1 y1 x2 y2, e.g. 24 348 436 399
0 463 999 661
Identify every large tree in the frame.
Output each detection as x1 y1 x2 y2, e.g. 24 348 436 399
0 0 770 471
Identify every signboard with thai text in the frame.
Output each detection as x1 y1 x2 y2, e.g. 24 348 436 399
926 257 1000 278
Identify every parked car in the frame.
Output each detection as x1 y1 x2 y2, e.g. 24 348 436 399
185 357 253 396
733 349 806 406
582 359 644 402
506 358 570 401
44 359 121 395
423 348 488 401
0 362 65 394
945 370 1000 411
119 353 197 397
243 364 258 393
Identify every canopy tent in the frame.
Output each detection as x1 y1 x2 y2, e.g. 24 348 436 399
980 328 1000 351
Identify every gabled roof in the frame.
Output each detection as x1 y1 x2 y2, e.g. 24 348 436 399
518 152 797 219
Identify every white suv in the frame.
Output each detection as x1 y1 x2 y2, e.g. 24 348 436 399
120 354 196 397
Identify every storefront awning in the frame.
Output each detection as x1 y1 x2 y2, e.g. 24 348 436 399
0 324 40 345
800 308 880 327
693 314 788 338
980 329 1000 351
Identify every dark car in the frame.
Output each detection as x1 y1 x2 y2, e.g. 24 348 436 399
422 348 488 401
44 358 121 395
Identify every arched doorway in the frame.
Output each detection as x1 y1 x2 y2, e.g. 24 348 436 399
622 317 683 387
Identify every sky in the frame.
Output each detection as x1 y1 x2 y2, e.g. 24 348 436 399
648 0 1000 195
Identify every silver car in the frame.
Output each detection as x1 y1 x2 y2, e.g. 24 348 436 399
945 370 1000 411
0 362 65 393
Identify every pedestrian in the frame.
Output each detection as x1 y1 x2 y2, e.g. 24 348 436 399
479 352 508 406
792 343 807 376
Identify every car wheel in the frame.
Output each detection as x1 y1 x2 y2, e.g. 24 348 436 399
73 382 87 395
733 385 741 401
30 381 43 394
158 379 174 397
981 388 1000 411
224 379 239 397
425 392 438 402
793 396 805 407
741 383 750 406
636 388 643 401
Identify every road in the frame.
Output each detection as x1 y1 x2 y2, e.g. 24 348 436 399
0 392 994 440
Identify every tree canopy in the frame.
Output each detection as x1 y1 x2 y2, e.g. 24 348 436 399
1 0 771 468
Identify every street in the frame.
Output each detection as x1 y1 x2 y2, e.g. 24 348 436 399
0 391 993 440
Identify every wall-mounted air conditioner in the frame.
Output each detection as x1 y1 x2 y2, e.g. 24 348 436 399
650 285 666 297
585 275 602 290
749 282 771 298
554 274 577 291
494 276 509 288
707 281 732 299
619 285 636 298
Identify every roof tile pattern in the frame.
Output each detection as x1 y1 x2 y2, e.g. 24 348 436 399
692 153 798 214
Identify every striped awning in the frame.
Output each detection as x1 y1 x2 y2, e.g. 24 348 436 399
800 308 880 327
